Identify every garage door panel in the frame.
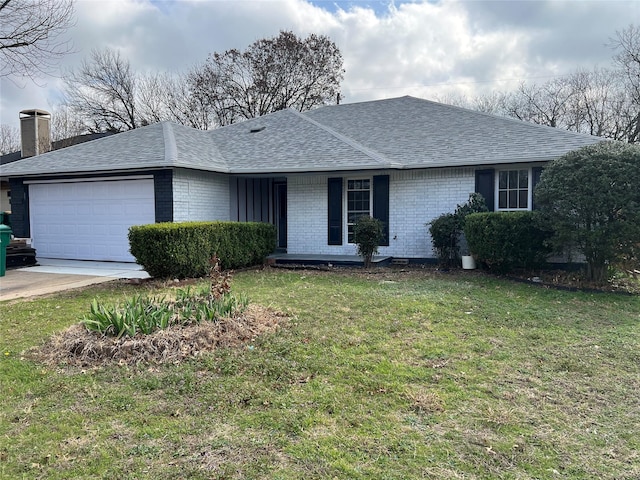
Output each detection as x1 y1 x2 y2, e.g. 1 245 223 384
29 179 155 262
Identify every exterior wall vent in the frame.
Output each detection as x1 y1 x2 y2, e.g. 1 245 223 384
19 109 51 158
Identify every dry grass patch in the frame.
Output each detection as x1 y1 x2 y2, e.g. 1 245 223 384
406 387 445 414
28 304 286 367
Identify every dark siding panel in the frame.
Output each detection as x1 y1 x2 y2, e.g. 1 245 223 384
238 179 247 221
373 175 390 246
246 179 254 221
531 166 543 211
261 179 270 222
475 169 495 212
229 178 239 221
252 179 262 222
232 177 272 223
8 179 29 237
327 177 343 245
154 170 173 222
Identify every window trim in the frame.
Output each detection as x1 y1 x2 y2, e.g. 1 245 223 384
345 176 373 244
495 167 533 211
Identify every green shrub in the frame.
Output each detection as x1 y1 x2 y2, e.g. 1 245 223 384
354 215 384 268
428 213 459 268
128 221 276 278
534 141 640 283
428 193 488 267
464 212 552 273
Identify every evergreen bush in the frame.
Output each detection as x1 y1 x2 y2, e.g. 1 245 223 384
128 221 276 278
354 215 384 268
463 212 552 273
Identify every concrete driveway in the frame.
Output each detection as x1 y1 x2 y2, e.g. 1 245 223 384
0 258 150 301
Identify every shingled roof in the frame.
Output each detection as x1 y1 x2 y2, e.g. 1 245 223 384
0 96 602 178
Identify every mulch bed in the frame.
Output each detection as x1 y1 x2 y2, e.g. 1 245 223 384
27 304 287 367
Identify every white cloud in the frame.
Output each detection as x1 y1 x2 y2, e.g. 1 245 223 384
1 0 636 131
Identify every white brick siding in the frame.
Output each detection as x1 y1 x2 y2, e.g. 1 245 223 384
173 169 230 222
287 168 475 259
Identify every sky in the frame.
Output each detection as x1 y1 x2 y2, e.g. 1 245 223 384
1 0 637 132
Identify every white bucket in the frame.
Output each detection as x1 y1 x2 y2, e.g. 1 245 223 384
461 255 476 270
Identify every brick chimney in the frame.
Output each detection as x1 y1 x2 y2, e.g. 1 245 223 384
20 109 51 158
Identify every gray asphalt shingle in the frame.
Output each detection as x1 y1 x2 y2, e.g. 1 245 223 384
0 96 603 178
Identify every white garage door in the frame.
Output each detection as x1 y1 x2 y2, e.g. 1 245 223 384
29 178 155 262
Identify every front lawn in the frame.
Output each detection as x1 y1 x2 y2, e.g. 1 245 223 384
1 268 639 479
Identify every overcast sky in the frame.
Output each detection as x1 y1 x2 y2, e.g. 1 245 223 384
1 0 637 131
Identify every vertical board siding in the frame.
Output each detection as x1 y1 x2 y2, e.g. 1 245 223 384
229 177 274 223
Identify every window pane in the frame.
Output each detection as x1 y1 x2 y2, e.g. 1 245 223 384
519 170 528 188
499 172 507 189
508 191 518 209
519 190 528 208
499 191 507 209
508 171 517 188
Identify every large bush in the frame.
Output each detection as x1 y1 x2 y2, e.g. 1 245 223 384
129 221 276 278
464 212 552 273
534 141 640 282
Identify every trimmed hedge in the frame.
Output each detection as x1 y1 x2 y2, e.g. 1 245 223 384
128 221 276 278
463 212 552 273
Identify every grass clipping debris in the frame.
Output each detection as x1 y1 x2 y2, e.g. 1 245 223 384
29 304 286 367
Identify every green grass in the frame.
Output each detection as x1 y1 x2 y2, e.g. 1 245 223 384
1 268 639 479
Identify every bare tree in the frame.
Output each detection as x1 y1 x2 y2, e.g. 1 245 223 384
501 78 575 128
0 0 75 79
137 72 213 130
610 24 640 143
189 30 344 126
63 48 138 132
0 124 20 155
567 68 626 139
49 104 87 145
433 91 507 115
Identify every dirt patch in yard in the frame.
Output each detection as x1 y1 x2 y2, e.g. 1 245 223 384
27 304 287 367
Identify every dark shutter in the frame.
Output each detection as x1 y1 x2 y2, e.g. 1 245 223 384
9 179 29 237
153 169 173 222
327 177 343 245
475 168 495 212
531 166 543 210
373 175 390 246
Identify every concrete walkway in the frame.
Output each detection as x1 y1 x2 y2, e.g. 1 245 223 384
0 259 149 301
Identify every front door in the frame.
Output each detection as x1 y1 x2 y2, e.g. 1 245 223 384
274 182 287 250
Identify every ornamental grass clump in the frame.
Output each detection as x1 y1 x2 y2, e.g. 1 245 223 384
82 256 248 338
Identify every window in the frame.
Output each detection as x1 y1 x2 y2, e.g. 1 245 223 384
497 169 529 210
347 178 371 243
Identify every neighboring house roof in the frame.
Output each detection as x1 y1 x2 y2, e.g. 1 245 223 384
0 96 603 178
0 132 114 166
